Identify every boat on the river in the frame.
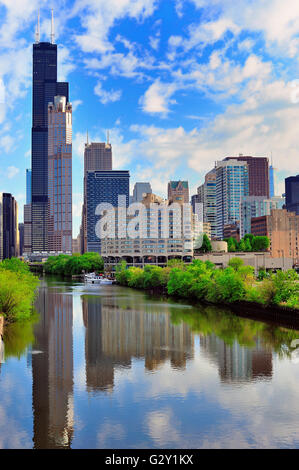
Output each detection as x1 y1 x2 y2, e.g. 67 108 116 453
84 273 113 285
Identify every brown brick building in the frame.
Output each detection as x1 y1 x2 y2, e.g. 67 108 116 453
251 209 299 261
168 181 189 204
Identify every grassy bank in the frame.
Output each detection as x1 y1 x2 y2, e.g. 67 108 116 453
116 259 299 311
44 252 104 277
0 258 40 323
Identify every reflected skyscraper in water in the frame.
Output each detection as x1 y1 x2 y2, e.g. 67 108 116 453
200 334 273 383
32 284 74 448
82 293 194 392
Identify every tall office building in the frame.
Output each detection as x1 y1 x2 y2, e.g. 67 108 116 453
31 25 69 252
81 141 112 253
216 159 249 239
26 169 32 204
47 96 72 252
132 182 152 203
196 169 217 239
168 181 189 204
224 155 269 198
285 175 299 215
0 193 19 260
86 170 130 253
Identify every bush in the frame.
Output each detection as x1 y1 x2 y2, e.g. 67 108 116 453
0 259 40 322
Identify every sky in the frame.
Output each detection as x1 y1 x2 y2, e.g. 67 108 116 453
0 0 299 237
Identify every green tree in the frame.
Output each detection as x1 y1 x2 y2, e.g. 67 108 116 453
197 234 212 253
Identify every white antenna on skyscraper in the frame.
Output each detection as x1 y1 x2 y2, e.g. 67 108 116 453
35 9 40 43
50 8 55 44
107 130 110 144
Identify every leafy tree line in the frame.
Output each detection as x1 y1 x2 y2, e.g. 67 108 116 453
224 234 270 252
44 252 104 276
116 258 299 310
0 258 40 322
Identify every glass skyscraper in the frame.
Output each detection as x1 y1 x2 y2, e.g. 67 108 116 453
216 160 249 239
81 141 113 253
86 170 130 253
26 169 32 204
48 96 72 252
285 175 299 215
31 40 69 252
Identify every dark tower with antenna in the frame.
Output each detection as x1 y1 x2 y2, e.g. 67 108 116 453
31 11 69 251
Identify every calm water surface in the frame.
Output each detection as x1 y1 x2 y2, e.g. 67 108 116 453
1 277 299 449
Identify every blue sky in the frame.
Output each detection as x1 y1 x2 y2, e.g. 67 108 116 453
0 0 298 237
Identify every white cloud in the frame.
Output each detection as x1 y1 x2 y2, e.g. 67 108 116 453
73 0 158 54
139 79 178 115
94 81 122 104
72 99 83 112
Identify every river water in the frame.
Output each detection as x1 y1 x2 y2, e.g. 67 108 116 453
1 277 299 449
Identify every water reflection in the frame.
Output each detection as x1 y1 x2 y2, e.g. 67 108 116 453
82 295 194 393
32 284 74 449
200 335 272 383
2 280 299 448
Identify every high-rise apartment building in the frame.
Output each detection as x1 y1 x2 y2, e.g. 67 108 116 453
47 96 72 252
216 159 249 239
196 169 217 239
0 193 19 260
31 35 69 252
81 141 112 253
224 155 269 198
168 181 189 204
285 175 299 215
132 182 152 203
86 170 130 253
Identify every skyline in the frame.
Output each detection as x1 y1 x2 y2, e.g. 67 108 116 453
0 1 298 237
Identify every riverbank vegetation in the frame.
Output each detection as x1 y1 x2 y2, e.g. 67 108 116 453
116 259 299 310
0 258 40 322
44 252 104 276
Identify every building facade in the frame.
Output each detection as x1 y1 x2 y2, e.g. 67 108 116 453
31 40 69 252
81 141 113 253
285 175 299 215
240 195 285 239
251 209 299 262
224 155 269 198
0 193 19 260
47 96 72 252
168 181 189 204
216 159 249 239
132 182 152 203
101 197 196 268
26 169 32 204
197 169 217 239
86 170 130 253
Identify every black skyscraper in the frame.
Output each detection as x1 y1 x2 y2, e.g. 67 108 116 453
285 175 299 215
31 40 69 251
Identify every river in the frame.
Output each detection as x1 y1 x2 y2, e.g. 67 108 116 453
1 277 299 449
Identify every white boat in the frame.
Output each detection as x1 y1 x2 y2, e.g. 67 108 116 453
84 273 113 285
99 278 113 285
